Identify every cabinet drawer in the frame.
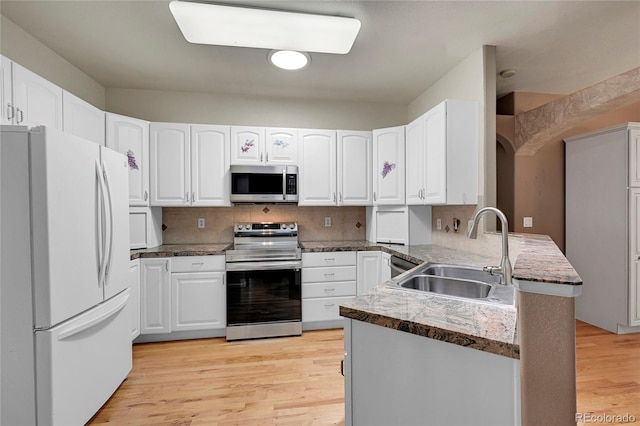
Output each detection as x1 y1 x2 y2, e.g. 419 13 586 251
303 297 355 322
302 281 356 299
171 255 225 273
302 252 356 267
302 265 356 283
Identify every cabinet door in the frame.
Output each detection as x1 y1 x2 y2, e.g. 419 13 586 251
230 126 265 164
140 259 171 334
298 129 337 205
265 127 298 165
630 189 640 326
12 62 63 130
171 272 226 331
381 252 392 282
106 113 150 206
1 55 12 125
373 126 405 205
129 260 141 340
191 124 230 206
338 131 373 206
629 129 640 188
405 116 424 205
150 123 191 206
423 102 447 204
62 91 105 145
357 251 381 295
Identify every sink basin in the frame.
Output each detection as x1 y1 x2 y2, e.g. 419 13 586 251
418 263 501 284
398 274 492 299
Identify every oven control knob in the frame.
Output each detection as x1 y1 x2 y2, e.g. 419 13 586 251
289 223 295 229
236 224 243 231
281 223 287 230
244 224 251 230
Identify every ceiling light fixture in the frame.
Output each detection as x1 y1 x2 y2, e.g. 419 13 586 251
169 1 361 54
268 50 310 71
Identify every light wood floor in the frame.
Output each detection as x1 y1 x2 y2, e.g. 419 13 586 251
90 321 640 425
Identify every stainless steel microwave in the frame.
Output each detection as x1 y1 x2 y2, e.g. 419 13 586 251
230 165 299 203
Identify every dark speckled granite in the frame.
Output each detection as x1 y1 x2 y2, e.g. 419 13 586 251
131 244 231 260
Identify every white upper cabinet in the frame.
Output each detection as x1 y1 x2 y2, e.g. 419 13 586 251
265 127 298 165
150 122 231 207
337 130 373 206
629 128 640 188
230 126 265 165
298 129 337 205
11 62 63 130
372 126 405 205
405 99 478 205
106 113 150 206
191 124 231 206
1 55 12 125
62 91 105 145
150 123 191 206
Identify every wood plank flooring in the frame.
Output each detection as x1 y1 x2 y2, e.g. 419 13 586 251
90 321 640 425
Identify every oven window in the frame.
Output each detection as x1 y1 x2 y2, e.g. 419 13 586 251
226 268 301 325
231 173 283 195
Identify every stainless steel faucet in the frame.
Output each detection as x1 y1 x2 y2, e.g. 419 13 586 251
468 207 512 285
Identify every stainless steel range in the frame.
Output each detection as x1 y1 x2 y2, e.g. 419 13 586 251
225 222 302 341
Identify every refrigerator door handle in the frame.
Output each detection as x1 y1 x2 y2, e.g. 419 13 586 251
56 292 130 341
102 162 115 287
96 160 108 288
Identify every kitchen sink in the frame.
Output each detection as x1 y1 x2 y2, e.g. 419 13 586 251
398 274 492 299
418 263 501 284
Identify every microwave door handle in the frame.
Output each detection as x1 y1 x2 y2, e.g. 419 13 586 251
282 168 286 200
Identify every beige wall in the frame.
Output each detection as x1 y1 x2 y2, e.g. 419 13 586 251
0 15 106 109
105 88 407 130
162 205 365 244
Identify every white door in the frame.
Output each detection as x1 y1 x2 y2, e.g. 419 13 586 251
423 102 447 204
373 126 405 205
62 91 105 145
630 189 640 326
230 126 265 165
129 260 141 340
12 62 63 129
405 116 424 205
140 258 171 334
1 55 12 125
35 290 132 426
338 130 373 206
298 129 337 205
357 251 381 295
101 146 131 300
171 272 226 331
150 123 191 206
191 124 230 206
106 113 150 206
265 127 298 165
29 127 102 329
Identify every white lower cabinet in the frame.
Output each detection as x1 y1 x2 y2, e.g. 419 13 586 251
381 252 392 282
171 256 226 332
140 258 171 334
356 251 381 295
129 259 141 340
302 252 356 329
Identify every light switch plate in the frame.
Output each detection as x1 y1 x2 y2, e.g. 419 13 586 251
325 216 331 227
523 217 533 228
436 218 442 230
198 218 205 229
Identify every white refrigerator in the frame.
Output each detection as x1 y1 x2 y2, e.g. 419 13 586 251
1 125 132 425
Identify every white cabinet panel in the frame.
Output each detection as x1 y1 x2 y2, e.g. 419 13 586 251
129 260 141 340
230 126 265 165
140 258 171 334
423 103 446 204
191 125 230 206
302 252 357 268
381 252 392 282
298 129 337 205
338 130 372 206
171 255 226 273
1 55 12 125
302 281 357 299
62 91 105 145
405 116 424 205
265 127 298 165
373 126 405 205
12 62 63 130
357 251 381 295
303 297 355 323
631 189 640 326
150 123 191 206
106 113 150 206
302 266 356 283
629 129 640 188
171 271 225 331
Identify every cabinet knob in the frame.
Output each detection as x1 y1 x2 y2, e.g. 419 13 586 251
185 192 190 203
7 104 14 120
266 152 269 163
144 190 148 201
260 152 264 162
16 108 24 124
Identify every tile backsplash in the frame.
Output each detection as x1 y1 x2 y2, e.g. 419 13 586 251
162 205 366 244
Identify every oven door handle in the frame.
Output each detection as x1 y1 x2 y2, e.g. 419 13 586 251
225 260 302 271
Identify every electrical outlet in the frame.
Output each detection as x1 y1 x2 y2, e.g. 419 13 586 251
523 217 533 228
197 218 205 229
436 218 442 230
324 216 331 227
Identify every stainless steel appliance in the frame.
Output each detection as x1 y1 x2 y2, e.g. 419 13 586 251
225 222 302 340
230 165 299 204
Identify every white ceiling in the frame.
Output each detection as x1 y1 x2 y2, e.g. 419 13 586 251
1 0 639 105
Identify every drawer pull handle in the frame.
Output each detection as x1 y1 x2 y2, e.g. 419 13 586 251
324 273 335 277
192 262 204 266
324 303 335 308
324 288 335 293
324 258 335 262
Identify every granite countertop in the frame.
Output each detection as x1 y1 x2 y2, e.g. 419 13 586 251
130 243 231 259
